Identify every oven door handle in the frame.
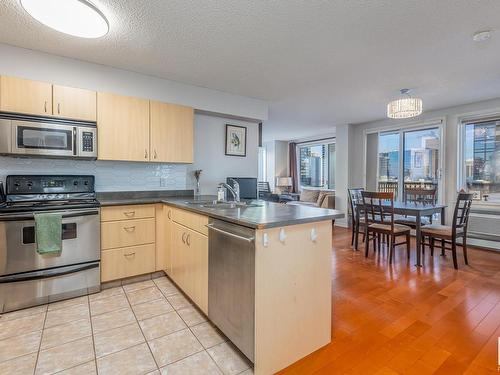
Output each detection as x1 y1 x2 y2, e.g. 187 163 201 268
0 209 99 222
0 262 99 283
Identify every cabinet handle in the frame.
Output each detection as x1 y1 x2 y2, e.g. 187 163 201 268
123 211 135 217
124 252 136 257
123 226 136 232
44 101 47 113
186 234 191 246
154 150 157 159
145 149 148 159
167 210 171 219
57 103 60 114
182 232 186 243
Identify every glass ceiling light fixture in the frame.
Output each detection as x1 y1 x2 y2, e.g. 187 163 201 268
20 0 109 38
387 89 423 119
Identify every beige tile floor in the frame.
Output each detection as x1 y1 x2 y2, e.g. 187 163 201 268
0 275 253 375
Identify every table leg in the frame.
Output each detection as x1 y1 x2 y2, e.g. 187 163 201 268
354 207 360 250
415 211 422 267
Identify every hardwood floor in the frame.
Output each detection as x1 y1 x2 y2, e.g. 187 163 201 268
278 227 500 375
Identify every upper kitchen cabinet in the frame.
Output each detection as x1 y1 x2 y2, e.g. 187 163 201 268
150 101 194 163
97 92 150 162
53 85 96 122
0 76 52 117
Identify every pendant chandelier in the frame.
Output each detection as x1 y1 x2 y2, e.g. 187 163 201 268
387 89 423 119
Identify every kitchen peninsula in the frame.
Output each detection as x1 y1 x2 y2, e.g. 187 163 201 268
98 191 344 375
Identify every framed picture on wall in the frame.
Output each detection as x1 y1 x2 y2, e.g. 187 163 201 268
225 124 247 157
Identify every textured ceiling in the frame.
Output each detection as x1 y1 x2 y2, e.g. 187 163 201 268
1 0 500 140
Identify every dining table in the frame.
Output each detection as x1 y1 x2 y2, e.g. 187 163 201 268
354 202 447 267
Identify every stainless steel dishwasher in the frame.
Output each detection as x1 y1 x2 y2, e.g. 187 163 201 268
207 218 255 362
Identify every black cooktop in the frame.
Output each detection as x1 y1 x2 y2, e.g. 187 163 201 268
0 175 100 213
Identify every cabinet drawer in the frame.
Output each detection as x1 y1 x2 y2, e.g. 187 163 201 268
171 208 208 236
101 204 155 222
101 244 155 282
101 218 155 250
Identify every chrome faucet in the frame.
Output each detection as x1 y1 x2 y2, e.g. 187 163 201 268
218 179 240 202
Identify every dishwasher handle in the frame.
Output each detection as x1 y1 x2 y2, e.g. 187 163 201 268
205 224 255 243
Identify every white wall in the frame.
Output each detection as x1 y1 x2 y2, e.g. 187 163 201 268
264 141 276 190
333 124 350 227
263 140 288 191
189 114 259 195
349 97 500 221
0 43 268 120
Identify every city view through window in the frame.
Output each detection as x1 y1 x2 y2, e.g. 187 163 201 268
378 128 440 200
464 120 500 202
299 142 335 189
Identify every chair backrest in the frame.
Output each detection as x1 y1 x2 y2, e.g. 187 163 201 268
378 181 398 200
452 192 474 234
348 188 364 225
361 191 395 227
257 181 271 198
403 186 437 205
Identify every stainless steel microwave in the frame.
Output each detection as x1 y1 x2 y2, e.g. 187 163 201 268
0 118 97 159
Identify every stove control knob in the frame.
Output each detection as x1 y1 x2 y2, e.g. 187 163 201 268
73 181 79 185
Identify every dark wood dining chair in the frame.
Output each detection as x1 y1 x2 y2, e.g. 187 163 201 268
348 188 365 246
362 191 411 263
395 185 437 228
421 192 473 269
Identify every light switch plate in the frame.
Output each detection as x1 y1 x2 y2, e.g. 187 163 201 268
160 177 168 187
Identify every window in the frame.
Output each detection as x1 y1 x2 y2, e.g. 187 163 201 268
462 119 500 202
368 124 442 201
298 141 335 189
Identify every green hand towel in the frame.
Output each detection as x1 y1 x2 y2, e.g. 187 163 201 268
34 212 62 254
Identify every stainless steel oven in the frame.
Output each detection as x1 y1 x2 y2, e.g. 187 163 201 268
0 117 97 159
0 208 101 312
0 208 100 313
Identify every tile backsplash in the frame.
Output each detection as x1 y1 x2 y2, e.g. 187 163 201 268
0 156 188 191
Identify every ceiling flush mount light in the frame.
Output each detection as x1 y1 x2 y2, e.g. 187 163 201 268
387 89 423 119
472 30 492 42
20 0 108 38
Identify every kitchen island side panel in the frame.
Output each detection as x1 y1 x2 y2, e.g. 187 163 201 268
254 220 332 375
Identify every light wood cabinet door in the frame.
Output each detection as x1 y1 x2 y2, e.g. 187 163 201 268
185 228 208 314
101 243 156 282
97 92 150 162
171 221 188 290
171 208 208 236
150 101 194 163
163 206 174 275
53 85 96 121
101 204 155 222
0 76 52 116
101 218 155 250
170 220 208 313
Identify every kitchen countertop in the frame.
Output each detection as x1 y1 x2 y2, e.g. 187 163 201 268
97 192 344 229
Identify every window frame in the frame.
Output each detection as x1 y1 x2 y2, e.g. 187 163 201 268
296 138 336 191
363 118 445 203
458 114 500 205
